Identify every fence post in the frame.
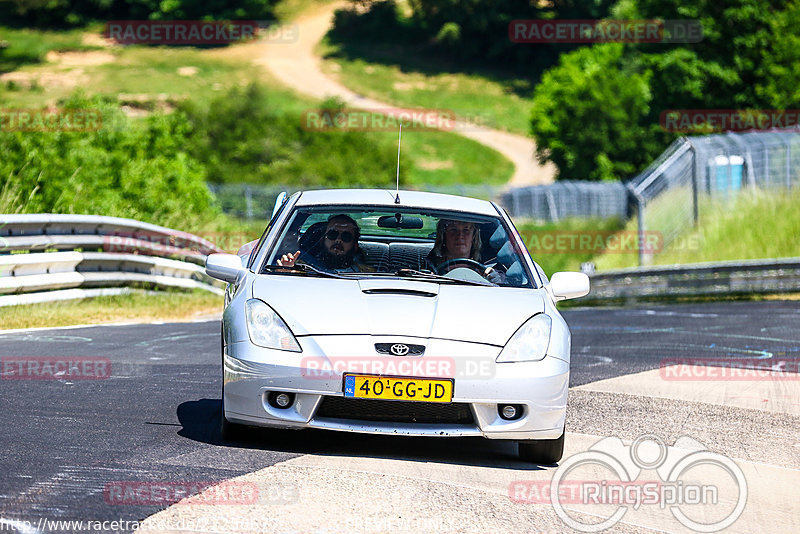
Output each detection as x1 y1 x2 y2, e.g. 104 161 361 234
686 138 699 226
245 185 253 220
786 138 792 189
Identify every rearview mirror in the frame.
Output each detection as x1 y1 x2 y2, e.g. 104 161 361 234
206 253 247 284
377 214 424 229
549 272 590 301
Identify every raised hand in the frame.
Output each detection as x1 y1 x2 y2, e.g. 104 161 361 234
277 250 301 267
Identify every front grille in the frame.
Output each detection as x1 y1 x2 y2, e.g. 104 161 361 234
374 343 425 356
316 396 475 425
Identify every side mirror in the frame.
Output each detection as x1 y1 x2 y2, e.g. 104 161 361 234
549 272 590 301
206 253 247 284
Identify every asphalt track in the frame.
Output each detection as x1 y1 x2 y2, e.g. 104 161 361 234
1 300 798 532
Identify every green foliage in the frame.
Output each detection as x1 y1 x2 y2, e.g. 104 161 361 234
0 0 277 28
530 44 661 181
330 0 615 72
0 94 217 227
179 84 405 187
0 26 92 73
595 188 800 270
515 216 625 274
530 0 800 182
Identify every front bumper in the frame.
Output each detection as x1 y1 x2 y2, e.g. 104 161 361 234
223 335 568 440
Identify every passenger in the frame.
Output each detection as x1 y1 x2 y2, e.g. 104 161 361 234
425 219 504 284
278 214 373 273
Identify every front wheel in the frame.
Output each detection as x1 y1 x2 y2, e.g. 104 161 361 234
220 390 247 442
518 430 565 465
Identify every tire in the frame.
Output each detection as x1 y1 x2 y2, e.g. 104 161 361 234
518 430 565 465
220 387 247 442
220 324 245 442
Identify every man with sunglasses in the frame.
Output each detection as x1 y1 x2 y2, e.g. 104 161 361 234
278 214 374 273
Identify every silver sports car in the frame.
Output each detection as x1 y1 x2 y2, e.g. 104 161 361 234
205 189 589 464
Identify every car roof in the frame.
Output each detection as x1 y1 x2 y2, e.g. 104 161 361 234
293 189 499 216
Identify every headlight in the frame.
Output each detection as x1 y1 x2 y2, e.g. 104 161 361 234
245 299 302 352
496 313 552 363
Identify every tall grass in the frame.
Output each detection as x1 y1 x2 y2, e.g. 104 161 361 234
595 189 800 270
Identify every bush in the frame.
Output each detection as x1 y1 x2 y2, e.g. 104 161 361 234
0 94 217 227
530 44 662 181
180 84 406 188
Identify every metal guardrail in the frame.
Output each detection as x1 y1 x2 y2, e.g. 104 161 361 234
0 215 225 307
587 257 800 300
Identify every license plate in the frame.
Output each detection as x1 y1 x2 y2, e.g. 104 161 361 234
343 374 453 403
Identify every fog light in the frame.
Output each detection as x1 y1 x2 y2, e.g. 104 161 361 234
499 404 523 420
268 392 295 409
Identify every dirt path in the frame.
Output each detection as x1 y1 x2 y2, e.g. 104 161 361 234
255 2 556 187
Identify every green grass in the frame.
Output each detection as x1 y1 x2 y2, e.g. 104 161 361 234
0 290 223 330
0 30 513 187
515 217 625 275
594 189 800 271
274 0 333 20
319 38 535 136
0 25 101 73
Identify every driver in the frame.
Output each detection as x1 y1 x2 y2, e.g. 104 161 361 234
425 219 504 284
277 214 373 273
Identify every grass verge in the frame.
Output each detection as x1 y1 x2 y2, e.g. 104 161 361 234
318 38 534 136
594 189 800 271
515 217 625 275
1 31 512 187
0 290 223 331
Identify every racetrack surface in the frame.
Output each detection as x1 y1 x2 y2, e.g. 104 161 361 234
1 300 798 532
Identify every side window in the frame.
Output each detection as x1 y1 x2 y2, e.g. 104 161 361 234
247 197 289 269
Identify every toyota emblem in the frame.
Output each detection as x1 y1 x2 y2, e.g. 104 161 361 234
390 343 410 356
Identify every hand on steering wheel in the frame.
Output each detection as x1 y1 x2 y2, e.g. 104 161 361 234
435 258 501 283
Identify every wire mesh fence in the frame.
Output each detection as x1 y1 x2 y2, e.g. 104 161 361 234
207 130 800 268
500 181 629 222
628 129 800 265
206 183 507 221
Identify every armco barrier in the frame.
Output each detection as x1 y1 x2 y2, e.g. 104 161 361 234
588 257 800 300
0 215 225 307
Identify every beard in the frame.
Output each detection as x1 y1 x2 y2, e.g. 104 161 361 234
321 245 355 268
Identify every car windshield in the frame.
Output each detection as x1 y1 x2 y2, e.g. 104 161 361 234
262 206 533 288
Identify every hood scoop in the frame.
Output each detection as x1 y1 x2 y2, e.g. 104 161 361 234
358 279 440 298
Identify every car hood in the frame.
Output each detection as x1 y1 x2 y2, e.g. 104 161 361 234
252 276 544 346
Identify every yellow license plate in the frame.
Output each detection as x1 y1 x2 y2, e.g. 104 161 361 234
343 374 453 403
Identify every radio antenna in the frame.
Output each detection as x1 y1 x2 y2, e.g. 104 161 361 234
394 123 402 204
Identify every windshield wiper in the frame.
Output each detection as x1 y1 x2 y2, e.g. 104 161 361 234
262 263 346 279
393 268 491 286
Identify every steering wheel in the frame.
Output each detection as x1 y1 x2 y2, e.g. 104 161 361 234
435 258 489 276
